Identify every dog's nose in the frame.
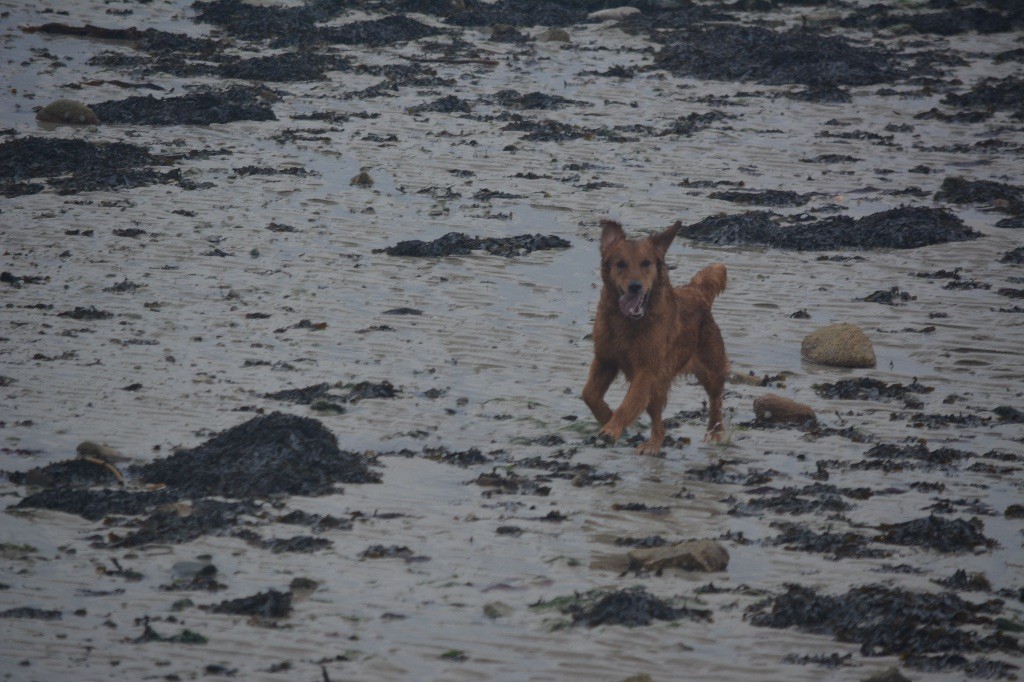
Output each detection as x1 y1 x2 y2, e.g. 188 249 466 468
628 281 643 294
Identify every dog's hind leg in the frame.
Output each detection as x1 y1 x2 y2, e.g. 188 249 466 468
691 325 728 442
583 359 617 426
700 372 725 443
637 381 670 456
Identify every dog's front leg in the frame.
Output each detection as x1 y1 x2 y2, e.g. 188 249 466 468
583 359 617 425
597 374 655 444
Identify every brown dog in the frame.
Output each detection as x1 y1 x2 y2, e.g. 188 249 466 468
582 219 729 454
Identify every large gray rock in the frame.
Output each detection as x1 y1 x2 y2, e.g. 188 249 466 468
801 323 876 368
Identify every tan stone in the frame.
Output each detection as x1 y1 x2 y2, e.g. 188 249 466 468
536 28 571 43
627 539 728 573
801 323 876 368
36 99 100 125
76 440 130 463
588 6 641 21
753 393 816 425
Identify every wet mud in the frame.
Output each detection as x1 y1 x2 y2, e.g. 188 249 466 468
2 0 1023 679
652 25 902 86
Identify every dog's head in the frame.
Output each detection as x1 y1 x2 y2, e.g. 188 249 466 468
599 219 680 320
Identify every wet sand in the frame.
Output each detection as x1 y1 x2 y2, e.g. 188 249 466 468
1 0 1023 680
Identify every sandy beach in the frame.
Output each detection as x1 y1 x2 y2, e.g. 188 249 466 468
1 0 1022 679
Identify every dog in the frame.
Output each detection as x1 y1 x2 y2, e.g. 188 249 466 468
582 219 728 455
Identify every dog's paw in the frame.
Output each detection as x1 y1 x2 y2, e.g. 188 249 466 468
702 429 723 444
597 423 622 444
636 440 662 456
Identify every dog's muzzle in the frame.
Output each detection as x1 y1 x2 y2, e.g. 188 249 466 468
619 288 649 319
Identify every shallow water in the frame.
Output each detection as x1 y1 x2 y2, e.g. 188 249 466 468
2 0 1023 680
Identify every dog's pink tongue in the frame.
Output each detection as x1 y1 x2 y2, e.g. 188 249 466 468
619 291 644 317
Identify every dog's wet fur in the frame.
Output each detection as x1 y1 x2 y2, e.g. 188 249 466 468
583 219 729 454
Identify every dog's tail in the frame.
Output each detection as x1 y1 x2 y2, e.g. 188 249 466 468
689 263 727 301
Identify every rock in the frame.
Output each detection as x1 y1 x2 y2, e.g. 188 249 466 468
622 675 654 682
627 539 728 573
801 323 876 368
76 441 130 463
753 394 816 425
490 23 526 43
730 372 763 386
536 28 570 43
36 99 100 125
483 601 513 619
350 170 373 187
588 7 641 21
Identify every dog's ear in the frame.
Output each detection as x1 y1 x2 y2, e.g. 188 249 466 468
651 221 681 259
600 219 626 253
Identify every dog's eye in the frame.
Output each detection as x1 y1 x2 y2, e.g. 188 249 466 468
616 260 626 269
641 259 652 268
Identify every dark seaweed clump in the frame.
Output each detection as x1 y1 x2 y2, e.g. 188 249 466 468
210 589 292 618
933 570 992 592
90 86 276 125
0 607 62 620
934 176 1024 216
686 460 776 486
110 499 259 548
729 483 864 517
942 76 1024 119
258 535 333 554
679 207 979 250
875 515 995 553
380 232 570 258
556 587 712 628
192 0 348 43
14 487 179 521
488 89 585 110
0 136 176 197
856 442 972 471
839 6 1021 36
1001 247 1024 265
6 458 121 488
264 380 398 405
216 52 351 82
500 114 643 143
813 378 933 402
131 411 379 498
770 521 891 560
747 584 1017 664
653 25 901 86
439 0 586 28
709 189 813 207
422 446 489 467
194 0 442 47
319 15 443 47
